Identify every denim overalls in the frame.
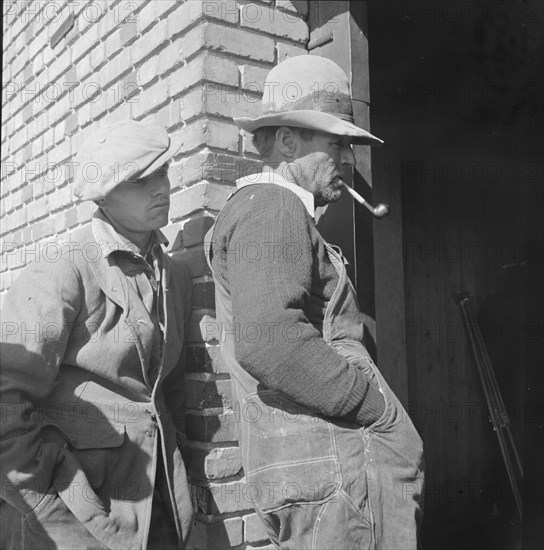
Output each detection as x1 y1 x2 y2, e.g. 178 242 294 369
207 187 424 549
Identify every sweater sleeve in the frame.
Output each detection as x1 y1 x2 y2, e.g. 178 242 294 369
225 187 384 425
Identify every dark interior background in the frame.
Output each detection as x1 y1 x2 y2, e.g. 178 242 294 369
365 1 543 548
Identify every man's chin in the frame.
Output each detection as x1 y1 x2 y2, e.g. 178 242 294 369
148 213 170 230
317 189 342 207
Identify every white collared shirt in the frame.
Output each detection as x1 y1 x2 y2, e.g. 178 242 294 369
235 167 316 219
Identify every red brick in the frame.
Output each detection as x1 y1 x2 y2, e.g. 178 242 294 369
154 101 182 134
185 444 208 480
76 1 106 34
240 3 309 42
243 131 261 156
240 64 269 91
90 41 106 72
64 66 78 89
180 119 239 154
131 78 169 119
189 309 218 344
186 411 237 443
90 95 109 122
47 48 71 83
191 280 215 310
155 0 178 20
64 206 78 229
183 85 263 123
203 22 275 63
276 41 308 63
104 28 122 58
157 41 184 77
170 246 209 279
207 480 255 515
23 103 33 124
202 0 239 25
167 1 204 39
244 512 271 544
76 202 95 224
182 214 215 248
169 52 239 99
100 47 131 90
122 71 139 101
187 516 243 549
186 344 230 375
204 153 262 185
98 5 120 39
276 0 309 17
204 446 242 480
206 518 244 550
137 56 158 87
136 1 156 33
120 20 139 46
76 100 92 127
184 375 232 409
21 184 33 203
131 19 169 64
72 24 100 63
65 113 77 136
114 0 142 24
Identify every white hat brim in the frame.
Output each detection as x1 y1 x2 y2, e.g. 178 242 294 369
233 110 383 146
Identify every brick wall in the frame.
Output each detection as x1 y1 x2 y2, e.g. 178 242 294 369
1 1 310 547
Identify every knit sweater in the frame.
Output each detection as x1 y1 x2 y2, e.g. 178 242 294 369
210 181 385 426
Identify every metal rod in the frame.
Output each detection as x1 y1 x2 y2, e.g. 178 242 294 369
455 292 523 519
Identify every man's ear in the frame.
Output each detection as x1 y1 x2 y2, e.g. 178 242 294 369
275 127 299 159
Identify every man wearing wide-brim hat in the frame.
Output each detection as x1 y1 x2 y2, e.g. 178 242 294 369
206 56 424 548
0 119 194 549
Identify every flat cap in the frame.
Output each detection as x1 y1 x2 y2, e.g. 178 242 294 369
73 119 182 201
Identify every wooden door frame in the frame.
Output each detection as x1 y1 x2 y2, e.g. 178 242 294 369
309 0 410 402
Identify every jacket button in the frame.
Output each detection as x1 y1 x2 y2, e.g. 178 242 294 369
145 430 152 437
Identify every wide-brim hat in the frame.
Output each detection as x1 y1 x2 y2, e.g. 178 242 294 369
73 119 183 201
233 55 383 146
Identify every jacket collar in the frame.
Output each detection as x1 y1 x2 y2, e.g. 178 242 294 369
236 168 315 218
88 210 167 313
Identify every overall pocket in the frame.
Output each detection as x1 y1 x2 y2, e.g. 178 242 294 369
243 390 342 513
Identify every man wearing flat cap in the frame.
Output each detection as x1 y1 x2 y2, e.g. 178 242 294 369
0 119 193 549
206 56 424 548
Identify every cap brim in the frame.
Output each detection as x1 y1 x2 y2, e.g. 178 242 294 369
139 133 184 178
233 110 383 146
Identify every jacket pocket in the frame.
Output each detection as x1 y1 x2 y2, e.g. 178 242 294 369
41 420 126 493
69 422 126 493
243 390 341 513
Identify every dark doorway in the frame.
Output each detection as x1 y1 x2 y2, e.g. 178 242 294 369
367 1 543 549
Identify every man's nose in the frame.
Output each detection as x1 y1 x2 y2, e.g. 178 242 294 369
152 174 171 196
341 145 356 167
